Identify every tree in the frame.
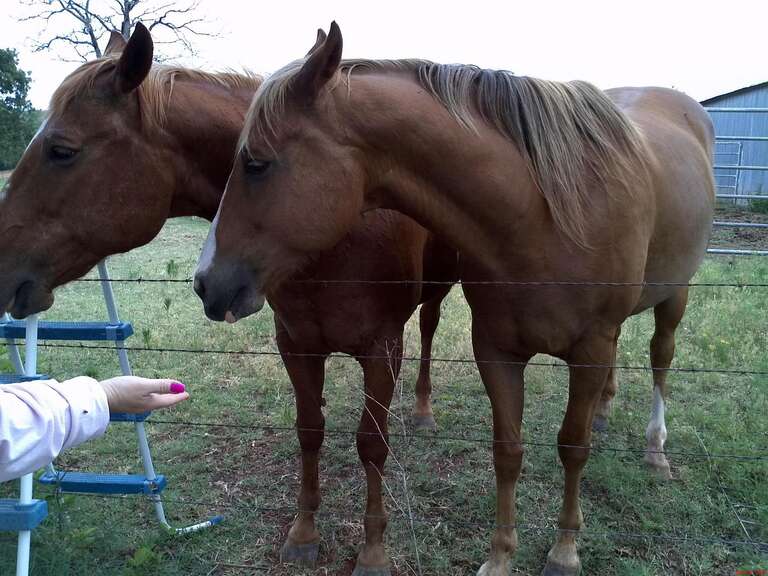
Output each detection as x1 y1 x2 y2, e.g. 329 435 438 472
0 49 39 170
18 0 214 61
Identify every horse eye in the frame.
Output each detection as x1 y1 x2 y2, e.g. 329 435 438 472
244 157 271 177
49 145 78 164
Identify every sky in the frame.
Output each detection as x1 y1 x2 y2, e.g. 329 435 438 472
1 0 766 110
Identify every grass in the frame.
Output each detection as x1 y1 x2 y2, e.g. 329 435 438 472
1 216 767 575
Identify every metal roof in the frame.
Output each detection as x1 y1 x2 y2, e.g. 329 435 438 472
701 81 768 105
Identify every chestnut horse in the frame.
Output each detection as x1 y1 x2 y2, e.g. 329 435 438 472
195 23 715 576
0 23 458 566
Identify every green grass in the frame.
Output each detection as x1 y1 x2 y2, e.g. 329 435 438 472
1 217 767 575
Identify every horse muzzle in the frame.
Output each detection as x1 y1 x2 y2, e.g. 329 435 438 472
193 262 266 323
0 278 54 319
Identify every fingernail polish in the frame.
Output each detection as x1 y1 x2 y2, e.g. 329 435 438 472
170 382 186 394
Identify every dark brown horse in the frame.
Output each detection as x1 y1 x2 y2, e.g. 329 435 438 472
0 24 458 569
195 23 715 576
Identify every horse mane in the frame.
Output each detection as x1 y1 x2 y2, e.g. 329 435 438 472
246 58 650 248
50 56 263 131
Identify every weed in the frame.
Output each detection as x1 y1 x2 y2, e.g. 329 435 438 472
141 328 152 349
123 545 162 576
166 259 180 279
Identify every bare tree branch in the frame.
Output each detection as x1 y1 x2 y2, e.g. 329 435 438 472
17 0 216 61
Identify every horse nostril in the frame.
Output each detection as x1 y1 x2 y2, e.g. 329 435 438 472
193 276 206 299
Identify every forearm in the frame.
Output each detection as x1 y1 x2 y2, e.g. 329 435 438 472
0 378 110 482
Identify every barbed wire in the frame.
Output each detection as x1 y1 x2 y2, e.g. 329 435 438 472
4 341 768 378
6 232 766 568
43 491 768 550
68 276 768 288
8 267 768 565
142 418 768 462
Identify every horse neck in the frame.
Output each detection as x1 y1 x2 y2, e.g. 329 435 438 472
345 74 546 271
161 78 257 220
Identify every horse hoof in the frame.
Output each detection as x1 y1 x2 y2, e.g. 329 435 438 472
644 457 672 481
541 558 581 576
644 450 672 480
591 414 608 433
412 414 437 431
477 560 510 575
351 564 391 576
280 539 319 566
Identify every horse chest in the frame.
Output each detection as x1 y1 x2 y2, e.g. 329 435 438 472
464 292 579 357
269 284 413 355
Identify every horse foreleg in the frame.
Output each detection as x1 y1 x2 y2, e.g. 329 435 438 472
276 322 328 566
473 325 528 576
352 334 402 576
644 288 687 480
413 290 448 430
592 326 621 433
543 331 615 576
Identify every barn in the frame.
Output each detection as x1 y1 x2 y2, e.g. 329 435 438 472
701 82 768 197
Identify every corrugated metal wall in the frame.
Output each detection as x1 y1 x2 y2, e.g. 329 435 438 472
704 85 768 196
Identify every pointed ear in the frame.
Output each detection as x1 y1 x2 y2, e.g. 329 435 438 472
113 22 153 94
104 30 127 56
305 28 327 57
292 21 342 104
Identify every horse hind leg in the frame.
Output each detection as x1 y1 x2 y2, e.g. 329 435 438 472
592 326 621 433
413 291 448 430
644 288 688 480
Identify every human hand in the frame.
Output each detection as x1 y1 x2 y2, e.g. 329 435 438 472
99 376 189 413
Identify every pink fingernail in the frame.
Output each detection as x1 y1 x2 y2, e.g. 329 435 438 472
170 382 186 394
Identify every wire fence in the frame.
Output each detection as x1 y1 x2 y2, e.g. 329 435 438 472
5 267 768 570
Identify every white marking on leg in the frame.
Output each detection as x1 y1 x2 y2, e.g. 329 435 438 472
645 386 667 451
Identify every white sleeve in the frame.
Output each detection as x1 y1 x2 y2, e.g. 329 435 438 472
0 377 110 482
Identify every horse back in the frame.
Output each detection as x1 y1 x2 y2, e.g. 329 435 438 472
607 86 716 310
607 86 714 157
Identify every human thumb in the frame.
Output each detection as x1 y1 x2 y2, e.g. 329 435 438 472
138 379 186 395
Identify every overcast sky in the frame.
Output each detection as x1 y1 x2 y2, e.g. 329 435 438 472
1 0 766 110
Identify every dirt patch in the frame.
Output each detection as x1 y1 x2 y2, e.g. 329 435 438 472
710 205 768 251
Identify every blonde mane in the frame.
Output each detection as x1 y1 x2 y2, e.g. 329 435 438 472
50 56 263 131
244 58 650 248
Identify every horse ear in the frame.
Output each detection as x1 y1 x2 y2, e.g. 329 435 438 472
104 30 127 56
113 22 153 94
305 28 327 57
292 21 342 104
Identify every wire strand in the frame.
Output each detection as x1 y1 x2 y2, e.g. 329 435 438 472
5 341 768 378
67 276 768 288
143 418 768 462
